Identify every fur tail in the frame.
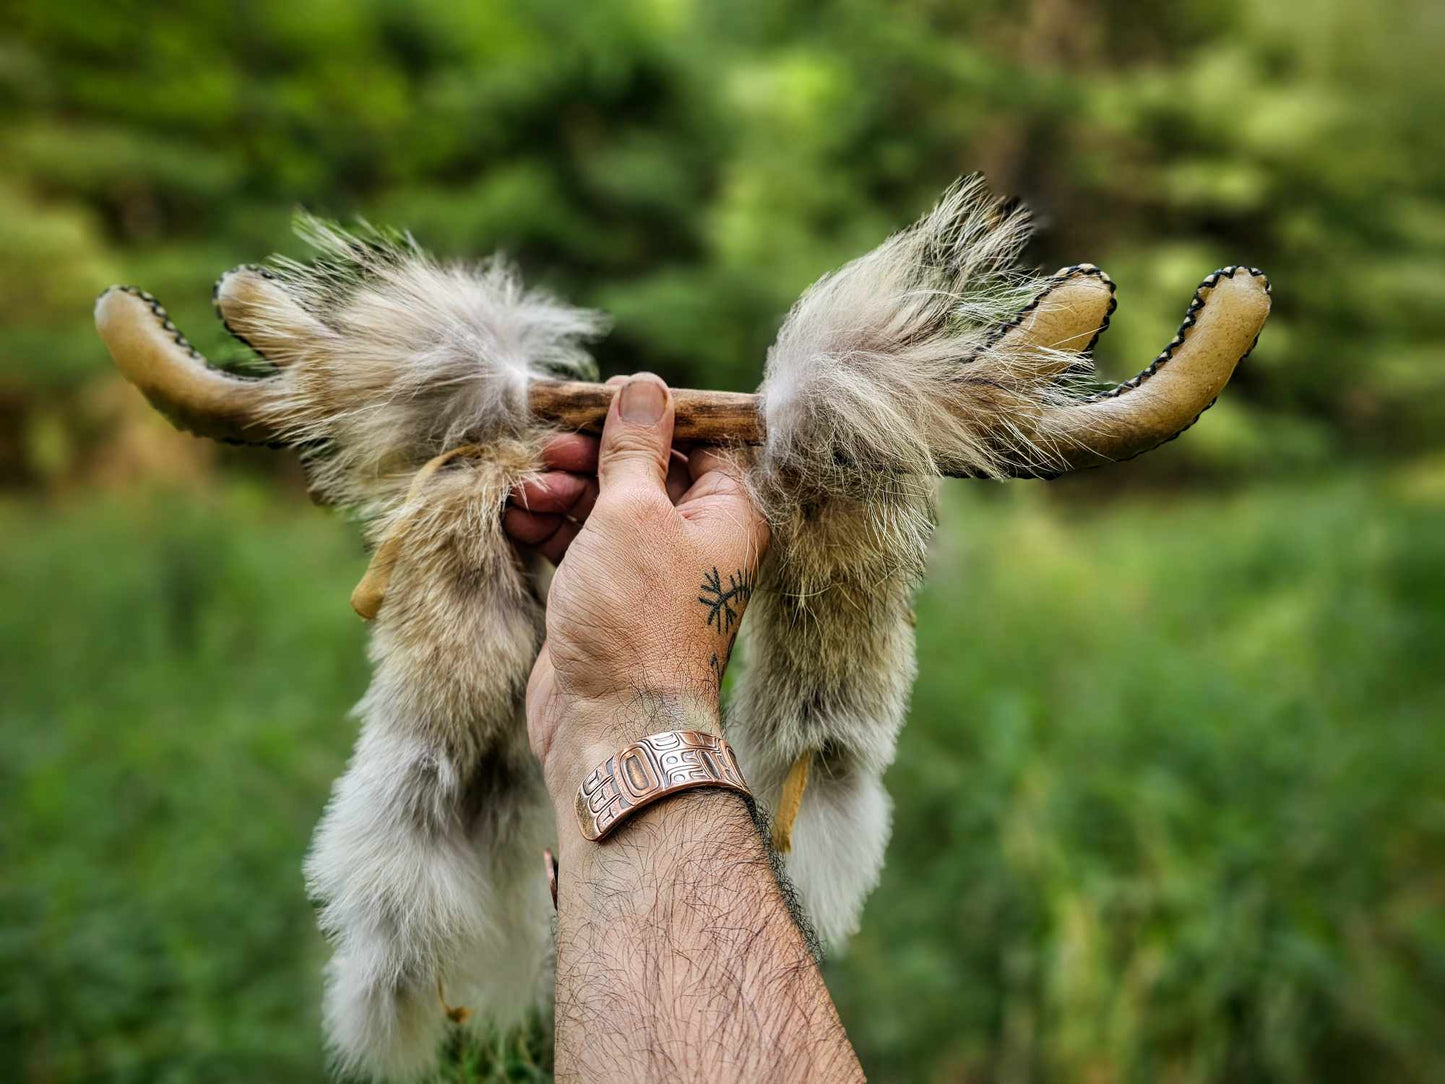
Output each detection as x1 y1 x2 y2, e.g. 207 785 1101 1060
307 724 554 1080
306 449 553 1080
734 178 1083 947
729 517 921 948
726 703 898 947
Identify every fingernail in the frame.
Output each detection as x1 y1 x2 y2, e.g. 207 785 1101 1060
619 375 666 424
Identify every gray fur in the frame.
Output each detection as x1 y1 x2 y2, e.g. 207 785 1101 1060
258 219 605 516
305 448 554 1079
240 181 1092 1076
733 177 1082 945
248 229 603 1078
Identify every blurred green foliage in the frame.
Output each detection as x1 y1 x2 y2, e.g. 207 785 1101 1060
4 474 1443 1081
2 0 1443 1081
842 471 1445 1081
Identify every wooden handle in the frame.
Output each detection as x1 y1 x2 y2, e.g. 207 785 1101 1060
527 380 765 444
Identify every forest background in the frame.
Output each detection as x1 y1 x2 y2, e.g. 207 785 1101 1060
3 0 1442 1080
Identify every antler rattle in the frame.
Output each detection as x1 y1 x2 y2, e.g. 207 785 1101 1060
95 261 1268 476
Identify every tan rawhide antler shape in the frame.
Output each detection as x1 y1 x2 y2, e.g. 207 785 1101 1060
94 178 1270 1082
97 263 1269 474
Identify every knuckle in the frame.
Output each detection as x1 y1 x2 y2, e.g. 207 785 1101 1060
602 429 664 462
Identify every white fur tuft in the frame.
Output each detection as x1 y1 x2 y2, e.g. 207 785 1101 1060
229 227 600 1079
219 185 1100 1072
758 175 1086 496
735 178 1092 947
259 218 606 516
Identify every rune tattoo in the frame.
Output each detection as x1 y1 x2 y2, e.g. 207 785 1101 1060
698 566 754 635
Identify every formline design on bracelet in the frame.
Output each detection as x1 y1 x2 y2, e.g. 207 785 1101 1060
576 730 751 842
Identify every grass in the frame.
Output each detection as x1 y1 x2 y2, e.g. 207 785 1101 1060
3 469 1442 1082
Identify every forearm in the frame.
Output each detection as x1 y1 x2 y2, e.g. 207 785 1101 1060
545 704 863 1083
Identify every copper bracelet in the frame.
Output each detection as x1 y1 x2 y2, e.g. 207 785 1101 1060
575 730 750 842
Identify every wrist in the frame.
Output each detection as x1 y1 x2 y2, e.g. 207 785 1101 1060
539 688 722 808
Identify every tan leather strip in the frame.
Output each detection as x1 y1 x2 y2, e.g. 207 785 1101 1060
213 266 334 365
543 847 559 911
94 287 278 444
770 750 813 854
435 979 471 1025
1039 267 1270 470
990 264 1116 374
575 730 750 842
350 444 485 620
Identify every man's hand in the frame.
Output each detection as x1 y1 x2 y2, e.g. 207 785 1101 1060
504 373 863 1083
506 372 769 794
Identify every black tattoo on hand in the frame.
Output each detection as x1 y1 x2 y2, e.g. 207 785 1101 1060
698 567 755 635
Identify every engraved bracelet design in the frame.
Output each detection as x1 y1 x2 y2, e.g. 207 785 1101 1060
575 730 750 842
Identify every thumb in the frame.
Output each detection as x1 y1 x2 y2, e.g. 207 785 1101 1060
595 373 675 504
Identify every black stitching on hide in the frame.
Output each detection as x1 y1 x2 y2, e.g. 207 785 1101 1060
981 263 1118 356
1075 265 1272 463
101 284 289 448
212 263 280 360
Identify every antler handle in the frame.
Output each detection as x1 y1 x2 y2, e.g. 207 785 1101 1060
527 380 764 444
